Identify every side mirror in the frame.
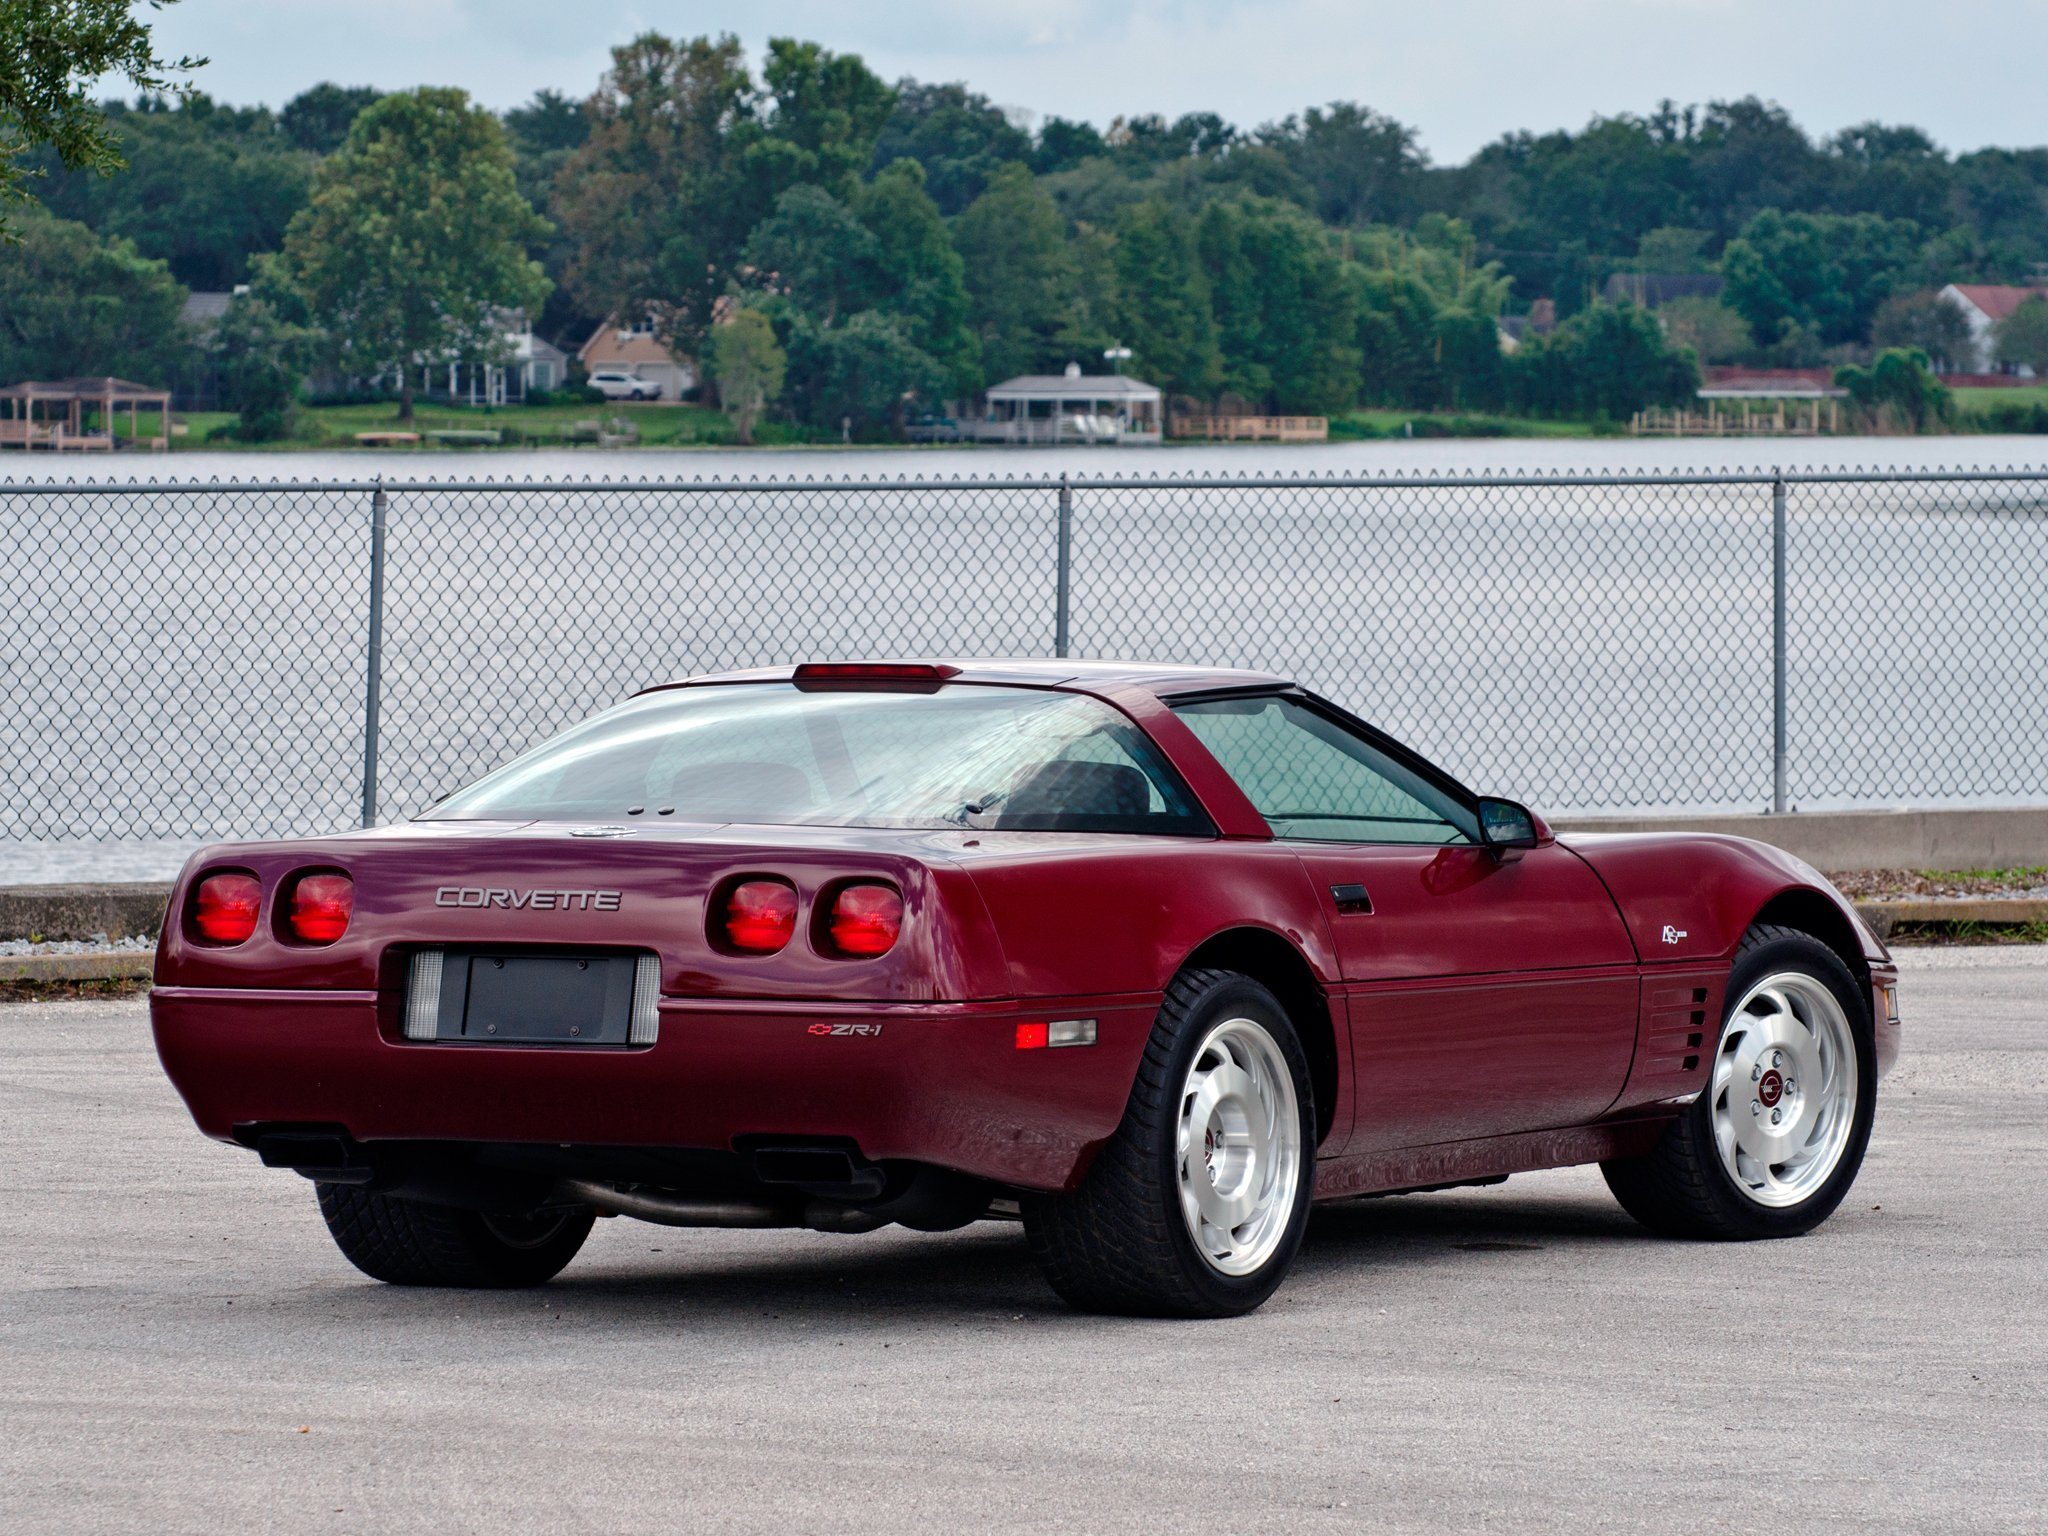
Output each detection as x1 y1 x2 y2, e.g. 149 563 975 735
1477 797 1541 860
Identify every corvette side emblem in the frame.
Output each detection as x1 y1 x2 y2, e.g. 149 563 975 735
1660 925 1688 944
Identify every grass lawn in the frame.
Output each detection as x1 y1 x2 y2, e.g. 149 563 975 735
160 399 825 451
1330 409 1613 440
1952 385 2048 412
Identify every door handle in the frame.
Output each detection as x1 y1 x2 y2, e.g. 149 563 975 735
1330 882 1373 915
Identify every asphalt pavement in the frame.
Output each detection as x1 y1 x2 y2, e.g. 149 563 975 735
2 947 2042 1534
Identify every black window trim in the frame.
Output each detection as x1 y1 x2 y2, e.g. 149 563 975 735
1161 683 1485 846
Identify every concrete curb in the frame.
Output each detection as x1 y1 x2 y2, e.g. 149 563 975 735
0 952 155 984
1854 898 2048 940
0 883 168 943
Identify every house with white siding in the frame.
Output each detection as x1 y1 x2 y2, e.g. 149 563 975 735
1937 283 2048 374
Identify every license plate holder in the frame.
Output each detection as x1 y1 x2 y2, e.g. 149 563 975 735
409 948 642 1045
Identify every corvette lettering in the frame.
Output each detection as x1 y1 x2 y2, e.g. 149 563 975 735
433 887 623 911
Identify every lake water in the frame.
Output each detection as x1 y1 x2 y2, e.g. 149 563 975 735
5 435 2046 884
6 432 2048 485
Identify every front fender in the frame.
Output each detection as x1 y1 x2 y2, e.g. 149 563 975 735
1563 831 1881 967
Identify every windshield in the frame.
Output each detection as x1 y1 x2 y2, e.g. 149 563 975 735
426 682 1211 835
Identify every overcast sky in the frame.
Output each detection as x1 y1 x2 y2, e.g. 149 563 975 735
139 0 2043 162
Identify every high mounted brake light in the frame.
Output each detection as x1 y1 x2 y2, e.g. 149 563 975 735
792 662 960 687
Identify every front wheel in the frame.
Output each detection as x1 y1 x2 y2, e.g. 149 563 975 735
1602 924 1876 1239
316 1184 595 1287
1023 969 1315 1318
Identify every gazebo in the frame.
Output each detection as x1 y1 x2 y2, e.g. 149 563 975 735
968 365 1163 444
0 378 173 451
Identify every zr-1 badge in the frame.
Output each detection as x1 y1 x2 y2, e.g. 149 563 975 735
807 1022 883 1037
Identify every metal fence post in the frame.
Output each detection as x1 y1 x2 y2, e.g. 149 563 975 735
1054 474 1072 658
1771 472 1789 815
360 481 388 829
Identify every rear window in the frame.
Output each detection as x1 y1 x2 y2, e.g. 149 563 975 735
426 682 1211 835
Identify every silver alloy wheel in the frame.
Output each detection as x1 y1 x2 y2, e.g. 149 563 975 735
1711 971 1860 1208
1175 1016 1303 1275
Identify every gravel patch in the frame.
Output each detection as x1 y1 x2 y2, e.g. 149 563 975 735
0 934 155 958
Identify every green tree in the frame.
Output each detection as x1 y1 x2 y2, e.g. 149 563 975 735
1197 198 1357 412
0 209 189 380
1720 209 1920 345
870 81 1031 215
501 89 596 346
1352 266 1444 408
1632 226 1714 272
279 88 550 421
954 162 1078 381
0 0 202 235
759 39 895 194
781 310 945 436
552 33 767 360
30 94 312 288
1658 295 1753 363
1510 302 1698 418
1834 347 1951 432
1032 117 1107 175
706 306 785 444
742 184 878 323
1435 307 1505 410
1257 102 1425 227
1994 295 2048 377
1871 291 1977 372
211 289 316 440
278 83 381 154
1112 200 1220 398
852 160 978 393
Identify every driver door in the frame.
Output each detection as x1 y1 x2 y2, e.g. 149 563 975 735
1173 695 1639 1150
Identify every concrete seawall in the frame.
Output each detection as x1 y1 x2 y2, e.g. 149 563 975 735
1555 807 2048 874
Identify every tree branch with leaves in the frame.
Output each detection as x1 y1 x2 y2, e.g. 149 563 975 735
0 0 203 237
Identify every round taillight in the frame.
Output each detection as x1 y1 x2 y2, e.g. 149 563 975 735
287 872 354 944
192 872 261 944
722 879 798 953
827 883 903 958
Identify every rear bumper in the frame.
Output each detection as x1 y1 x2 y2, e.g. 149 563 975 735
151 986 1157 1193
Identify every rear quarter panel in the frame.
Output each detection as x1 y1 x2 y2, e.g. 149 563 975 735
955 835 1337 999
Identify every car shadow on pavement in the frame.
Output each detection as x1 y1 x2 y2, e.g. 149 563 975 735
259 1186 1652 1333
1290 1186 1649 1277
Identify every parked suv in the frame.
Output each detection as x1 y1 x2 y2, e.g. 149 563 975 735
587 371 662 401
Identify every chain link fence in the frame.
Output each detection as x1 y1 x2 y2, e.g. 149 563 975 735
4 468 2045 841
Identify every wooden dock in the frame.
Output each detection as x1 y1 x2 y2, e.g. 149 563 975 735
1171 414 1329 442
1631 400 1839 437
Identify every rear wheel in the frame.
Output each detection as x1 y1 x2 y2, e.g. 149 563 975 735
1602 924 1875 1239
316 1184 595 1287
1023 969 1315 1318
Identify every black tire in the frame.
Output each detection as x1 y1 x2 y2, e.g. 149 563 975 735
1022 968 1316 1318
1602 924 1876 1240
315 1184 595 1287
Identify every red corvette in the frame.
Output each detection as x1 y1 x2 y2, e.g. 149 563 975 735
153 661 1900 1317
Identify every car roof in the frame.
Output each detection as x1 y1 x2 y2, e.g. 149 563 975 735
643 658 1293 697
